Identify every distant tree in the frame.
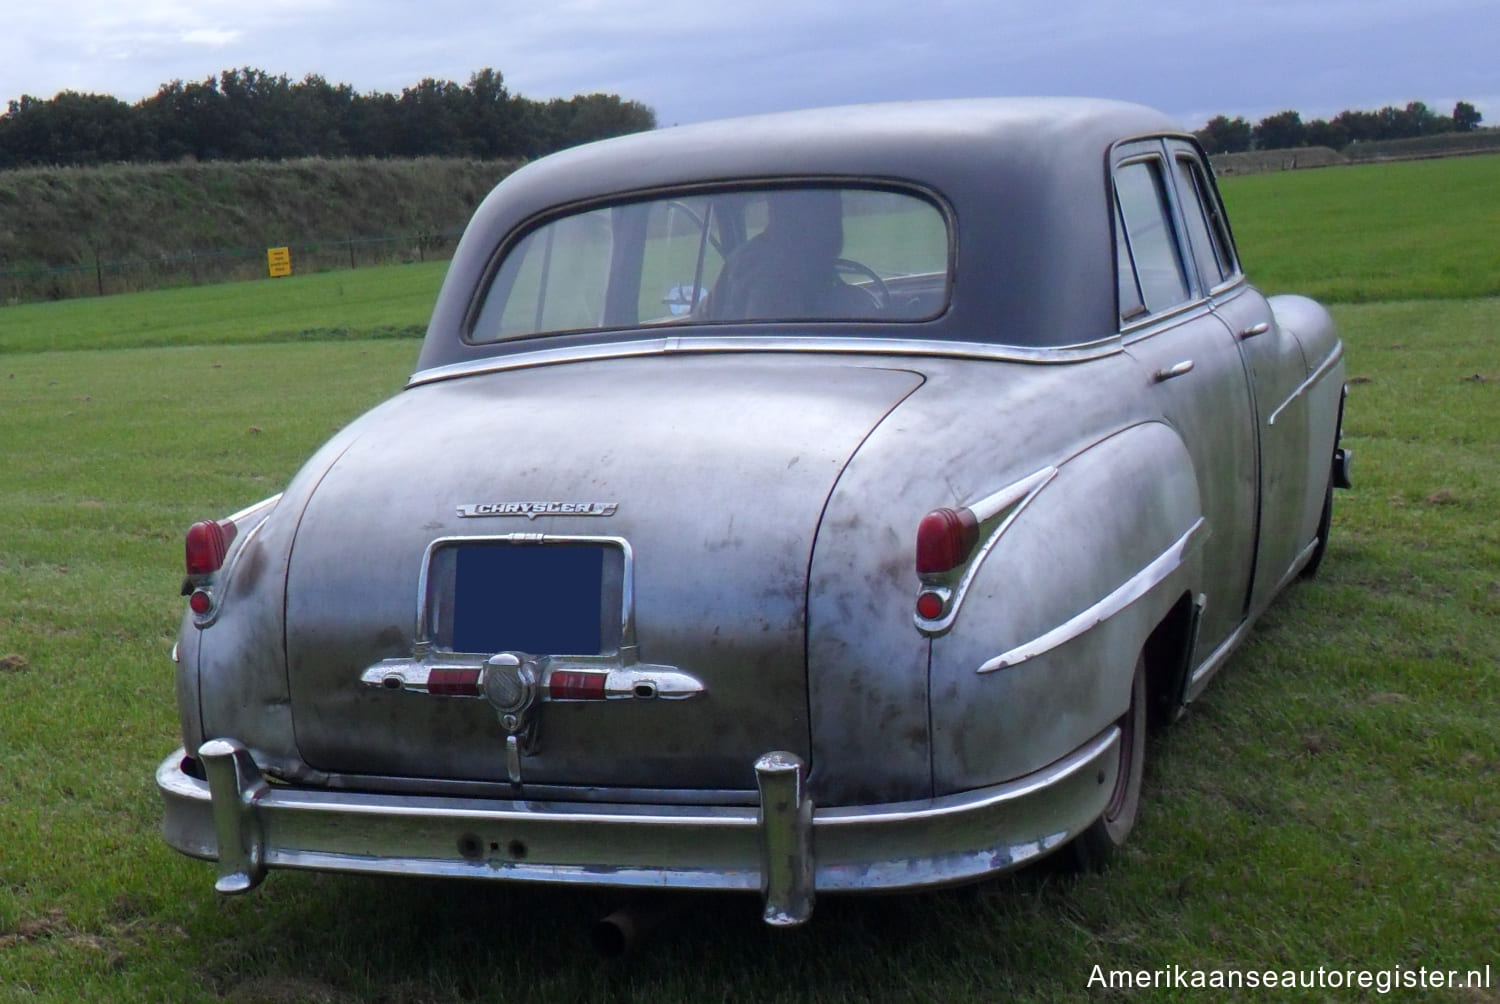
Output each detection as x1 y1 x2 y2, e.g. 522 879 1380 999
459 68 520 158
1303 118 1350 150
1452 100 1483 132
543 93 657 151
284 74 355 157
1253 110 1305 150
0 91 140 166
1397 101 1449 137
1195 115 1252 154
0 67 654 167
1332 108 1381 144
395 78 465 157
345 91 399 157
1189 99 1485 155
141 77 229 160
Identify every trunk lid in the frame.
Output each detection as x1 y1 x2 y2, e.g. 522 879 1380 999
284 353 921 792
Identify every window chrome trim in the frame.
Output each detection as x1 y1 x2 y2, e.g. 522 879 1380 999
407 334 1123 388
1118 298 1216 345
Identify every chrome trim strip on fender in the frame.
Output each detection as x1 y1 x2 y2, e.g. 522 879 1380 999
226 493 283 525
407 335 1124 388
977 517 1206 673
966 466 1059 524
1267 342 1344 427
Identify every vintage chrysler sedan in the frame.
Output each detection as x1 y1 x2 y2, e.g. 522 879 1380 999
157 98 1350 926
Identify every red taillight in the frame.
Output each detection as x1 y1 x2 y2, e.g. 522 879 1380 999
915 590 946 620
188 589 213 615
549 671 608 701
185 519 238 576
427 668 483 696
916 507 979 574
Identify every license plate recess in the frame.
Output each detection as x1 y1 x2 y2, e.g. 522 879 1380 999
425 537 625 658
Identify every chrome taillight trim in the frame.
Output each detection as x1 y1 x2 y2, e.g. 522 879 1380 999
914 466 1058 636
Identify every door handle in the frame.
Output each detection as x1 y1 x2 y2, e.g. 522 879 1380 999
1153 360 1195 382
1238 321 1270 339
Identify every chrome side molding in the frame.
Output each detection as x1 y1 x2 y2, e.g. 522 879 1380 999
978 517 1206 673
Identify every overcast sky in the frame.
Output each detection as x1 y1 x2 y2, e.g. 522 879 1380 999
3 0 1496 131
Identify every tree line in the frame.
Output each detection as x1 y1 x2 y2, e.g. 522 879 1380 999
1196 100 1484 154
0 67 656 169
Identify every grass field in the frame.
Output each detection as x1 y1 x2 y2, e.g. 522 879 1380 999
0 262 446 355
1 156 1497 1001
1218 154 1500 303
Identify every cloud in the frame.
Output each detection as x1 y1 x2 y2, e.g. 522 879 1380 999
180 29 241 47
0 0 1494 125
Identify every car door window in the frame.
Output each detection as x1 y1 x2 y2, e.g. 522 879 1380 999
1114 159 1190 318
1114 201 1146 321
1171 152 1238 289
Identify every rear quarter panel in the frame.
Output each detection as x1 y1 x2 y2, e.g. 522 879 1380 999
928 420 1203 793
808 351 1203 803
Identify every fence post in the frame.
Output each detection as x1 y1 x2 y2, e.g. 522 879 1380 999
96 254 104 297
348 238 356 270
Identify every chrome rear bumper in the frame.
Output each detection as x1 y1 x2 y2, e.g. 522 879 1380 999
158 727 1118 925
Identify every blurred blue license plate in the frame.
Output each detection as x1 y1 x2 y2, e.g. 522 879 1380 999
451 544 606 656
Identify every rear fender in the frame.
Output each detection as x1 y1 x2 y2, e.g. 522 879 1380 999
929 421 1205 794
1270 294 1346 541
181 404 392 780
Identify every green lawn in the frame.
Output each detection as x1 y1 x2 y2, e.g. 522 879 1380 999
1219 154 1500 303
1 156 1497 1001
0 261 446 354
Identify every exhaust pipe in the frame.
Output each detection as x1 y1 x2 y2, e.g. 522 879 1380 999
589 898 682 958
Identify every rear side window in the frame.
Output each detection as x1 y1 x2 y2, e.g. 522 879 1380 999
1114 159 1190 319
1172 152 1238 289
469 185 951 343
483 209 614 336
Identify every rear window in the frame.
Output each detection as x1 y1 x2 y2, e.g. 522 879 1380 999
469 186 950 342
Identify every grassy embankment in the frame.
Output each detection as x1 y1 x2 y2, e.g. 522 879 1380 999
0 155 1496 1002
0 157 516 303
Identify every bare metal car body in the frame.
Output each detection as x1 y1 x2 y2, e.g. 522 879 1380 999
157 98 1349 925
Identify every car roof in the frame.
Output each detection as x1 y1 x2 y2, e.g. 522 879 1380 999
418 98 1185 375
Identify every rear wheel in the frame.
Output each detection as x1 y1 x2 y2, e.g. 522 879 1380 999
1068 654 1146 871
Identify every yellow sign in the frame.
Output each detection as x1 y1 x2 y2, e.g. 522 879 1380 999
267 247 292 278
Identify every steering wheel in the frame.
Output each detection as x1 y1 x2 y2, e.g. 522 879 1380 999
835 258 890 311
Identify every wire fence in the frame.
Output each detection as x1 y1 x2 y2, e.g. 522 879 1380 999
0 228 467 305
